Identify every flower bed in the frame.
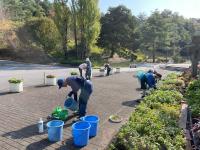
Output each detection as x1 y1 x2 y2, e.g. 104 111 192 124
185 80 200 117
109 73 186 150
183 73 200 149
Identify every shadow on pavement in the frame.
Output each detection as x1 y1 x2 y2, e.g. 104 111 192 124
35 85 55 88
2 122 48 139
0 91 20 96
63 114 77 128
135 88 142 91
93 73 117 78
26 138 56 150
56 137 81 150
122 99 142 107
161 66 187 72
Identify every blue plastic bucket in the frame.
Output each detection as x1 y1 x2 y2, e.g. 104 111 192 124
64 97 78 111
72 121 91 147
47 120 64 142
81 115 99 137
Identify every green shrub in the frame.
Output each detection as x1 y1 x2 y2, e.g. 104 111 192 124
8 78 22 84
60 58 83 66
185 80 200 117
50 50 64 58
156 57 167 63
90 46 104 54
68 40 75 50
158 73 185 92
165 73 179 80
162 79 185 87
135 51 146 62
158 84 180 91
109 73 186 150
110 103 185 150
117 48 137 60
144 90 183 107
172 55 186 63
26 17 59 51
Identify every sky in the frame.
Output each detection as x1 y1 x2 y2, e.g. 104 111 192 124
99 0 200 19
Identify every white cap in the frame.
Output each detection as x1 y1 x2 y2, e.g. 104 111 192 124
86 58 90 61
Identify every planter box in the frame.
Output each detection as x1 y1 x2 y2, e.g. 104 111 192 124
179 102 193 150
116 68 120 73
46 77 57 86
9 82 23 93
99 69 105 76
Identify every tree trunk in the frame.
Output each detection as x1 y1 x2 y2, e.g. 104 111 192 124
62 35 68 58
110 48 115 58
191 51 198 77
152 50 155 63
63 20 68 58
74 25 78 58
71 0 78 58
85 42 89 57
80 10 85 59
165 51 168 62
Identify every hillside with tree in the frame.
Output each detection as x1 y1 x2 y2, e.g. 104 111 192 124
0 0 200 65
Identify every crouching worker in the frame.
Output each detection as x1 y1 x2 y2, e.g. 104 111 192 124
136 71 148 98
146 69 156 89
57 76 93 118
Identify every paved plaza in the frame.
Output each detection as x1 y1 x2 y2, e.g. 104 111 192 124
0 60 184 150
0 72 142 150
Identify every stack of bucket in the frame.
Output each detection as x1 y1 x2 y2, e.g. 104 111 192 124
46 114 99 147
72 115 100 147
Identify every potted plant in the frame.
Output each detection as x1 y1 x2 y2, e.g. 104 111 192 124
8 78 23 92
70 71 78 76
46 75 56 86
116 67 120 73
99 68 105 76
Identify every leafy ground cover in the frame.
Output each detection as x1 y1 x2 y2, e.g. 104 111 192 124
185 79 200 117
109 73 186 150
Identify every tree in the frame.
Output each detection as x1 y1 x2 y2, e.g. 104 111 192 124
139 9 191 62
141 10 165 62
26 17 59 51
39 0 52 16
77 0 100 58
98 5 137 57
190 32 200 77
2 0 44 21
54 0 71 58
70 0 78 58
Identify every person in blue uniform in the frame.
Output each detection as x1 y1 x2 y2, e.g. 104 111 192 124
57 76 93 118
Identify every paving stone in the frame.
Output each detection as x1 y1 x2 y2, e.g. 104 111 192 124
0 72 144 149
